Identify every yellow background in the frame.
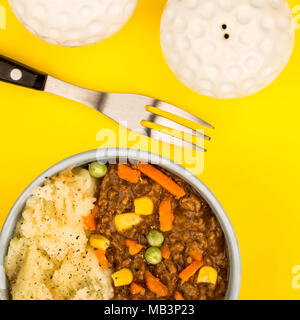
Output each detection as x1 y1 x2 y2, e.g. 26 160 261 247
0 0 299 299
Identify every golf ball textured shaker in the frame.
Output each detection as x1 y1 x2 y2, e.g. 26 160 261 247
161 0 295 99
9 0 138 47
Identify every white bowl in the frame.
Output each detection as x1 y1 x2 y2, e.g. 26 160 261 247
0 148 241 300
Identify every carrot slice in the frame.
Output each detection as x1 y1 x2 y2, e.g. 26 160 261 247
125 239 143 255
161 244 171 259
145 271 169 297
94 249 109 269
137 163 186 199
159 199 174 232
189 248 203 262
175 291 185 300
130 282 144 295
91 205 100 216
118 164 141 183
179 261 204 283
83 214 96 231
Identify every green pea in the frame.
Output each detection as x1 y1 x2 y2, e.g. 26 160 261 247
147 230 164 247
88 162 108 178
145 247 162 265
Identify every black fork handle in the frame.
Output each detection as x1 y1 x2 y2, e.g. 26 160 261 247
0 55 47 91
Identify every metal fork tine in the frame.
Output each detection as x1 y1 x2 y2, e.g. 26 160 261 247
141 100 213 151
150 129 206 152
141 120 206 151
145 108 211 141
146 105 213 139
153 101 215 130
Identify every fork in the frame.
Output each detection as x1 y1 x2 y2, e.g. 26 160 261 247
0 55 214 151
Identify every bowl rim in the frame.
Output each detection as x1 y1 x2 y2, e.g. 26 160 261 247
0 148 242 300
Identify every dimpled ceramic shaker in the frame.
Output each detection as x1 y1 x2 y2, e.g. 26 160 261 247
160 0 295 99
9 0 138 47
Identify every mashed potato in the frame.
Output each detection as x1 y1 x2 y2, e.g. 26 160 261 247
4 167 113 300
